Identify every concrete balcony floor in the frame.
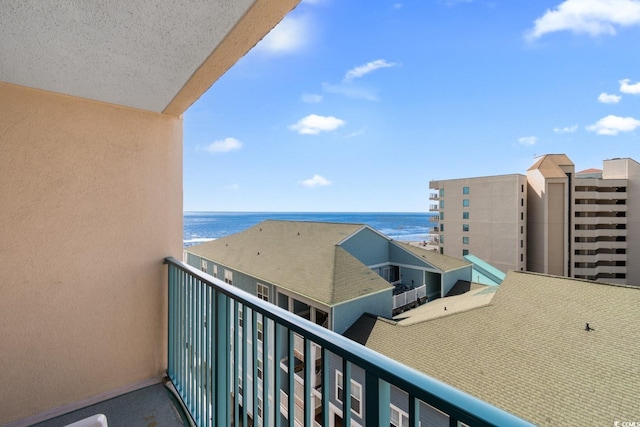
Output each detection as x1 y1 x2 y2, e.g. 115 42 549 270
32 384 190 427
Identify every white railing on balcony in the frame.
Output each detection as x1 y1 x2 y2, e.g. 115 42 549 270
166 257 534 427
393 285 427 310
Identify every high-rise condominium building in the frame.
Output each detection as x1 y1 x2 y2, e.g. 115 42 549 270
428 174 527 274
429 154 640 286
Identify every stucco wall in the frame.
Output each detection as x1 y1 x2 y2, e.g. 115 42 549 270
0 83 182 424
547 182 566 276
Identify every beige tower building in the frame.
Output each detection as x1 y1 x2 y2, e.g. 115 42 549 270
428 174 527 273
430 154 640 286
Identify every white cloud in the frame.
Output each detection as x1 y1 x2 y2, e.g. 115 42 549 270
393 3 403 9
289 114 346 135
301 93 324 103
225 183 240 191
322 82 378 101
201 137 243 153
554 125 578 133
525 0 640 41
345 129 366 138
620 78 640 94
344 59 397 82
255 15 310 54
587 114 640 135
518 136 537 145
300 174 331 188
598 92 622 103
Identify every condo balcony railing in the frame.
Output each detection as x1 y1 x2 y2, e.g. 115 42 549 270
165 257 534 427
429 193 439 200
429 204 439 212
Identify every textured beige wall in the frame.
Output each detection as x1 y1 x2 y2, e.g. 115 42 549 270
438 175 526 273
0 83 183 424
547 183 566 276
526 170 546 274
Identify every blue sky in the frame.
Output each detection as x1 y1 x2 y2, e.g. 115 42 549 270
184 0 640 212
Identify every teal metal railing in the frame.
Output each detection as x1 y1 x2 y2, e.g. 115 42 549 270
166 257 534 427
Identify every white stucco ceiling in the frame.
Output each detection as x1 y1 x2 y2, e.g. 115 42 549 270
0 0 256 112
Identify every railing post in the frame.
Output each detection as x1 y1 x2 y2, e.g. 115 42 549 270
365 372 390 427
215 291 229 426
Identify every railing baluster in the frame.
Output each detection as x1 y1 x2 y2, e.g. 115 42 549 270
274 322 282 427
303 337 311 427
343 359 351 427
242 305 248 427
287 330 295 427
233 300 240 427
263 315 270 427
321 347 329 427
165 257 535 427
215 290 229 426
409 394 418 427
252 309 258 426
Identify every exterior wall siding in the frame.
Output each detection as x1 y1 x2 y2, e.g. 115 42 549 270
332 291 392 334
443 266 473 296
340 227 390 266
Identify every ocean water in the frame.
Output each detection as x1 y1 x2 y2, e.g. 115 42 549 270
184 212 435 247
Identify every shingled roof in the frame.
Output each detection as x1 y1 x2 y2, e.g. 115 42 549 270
186 220 393 305
344 271 640 426
395 242 470 271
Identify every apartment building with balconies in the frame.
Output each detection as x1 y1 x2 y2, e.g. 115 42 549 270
430 154 640 286
428 174 527 274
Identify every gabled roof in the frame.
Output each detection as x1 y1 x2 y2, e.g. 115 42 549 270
344 271 640 426
527 154 574 178
395 242 471 271
186 220 392 305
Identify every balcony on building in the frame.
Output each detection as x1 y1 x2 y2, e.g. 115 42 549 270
1 2 535 427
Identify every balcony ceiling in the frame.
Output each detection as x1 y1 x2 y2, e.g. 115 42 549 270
0 0 276 114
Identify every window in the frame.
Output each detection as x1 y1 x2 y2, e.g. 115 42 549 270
257 283 269 301
521 198 524 207
463 211 469 219
390 405 409 427
462 249 469 256
462 224 469 232
440 211 444 220
257 320 263 342
201 259 207 273
336 371 362 417
462 236 469 244
521 184 524 192
520 240 523 248
257 358 263 380
382 265 400 282
440 223 444 232
238 308 243 328
224 270 233 285
463 199 469 207
463 186 469 195
439 199 444 208
439 188 444 197
212 265 218 278
257 395 263 420
520 212 524 221
440 235 444 244
521 253 524 262
520 225 524 234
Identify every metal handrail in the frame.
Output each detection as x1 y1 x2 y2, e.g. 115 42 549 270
165 257 534 427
